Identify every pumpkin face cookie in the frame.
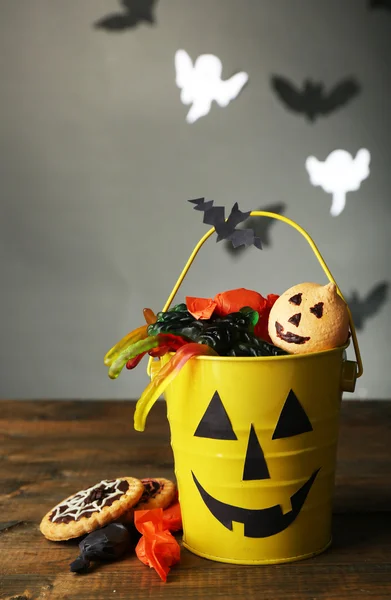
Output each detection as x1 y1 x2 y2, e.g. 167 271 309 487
120 477 176 524
40 477 144 541
268 282 350 354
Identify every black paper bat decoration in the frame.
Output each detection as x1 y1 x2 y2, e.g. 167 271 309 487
189 198 262 250
347 282 389 330
369 0 391 10
94 0 157 31
271 76 361 122
225 202 286 257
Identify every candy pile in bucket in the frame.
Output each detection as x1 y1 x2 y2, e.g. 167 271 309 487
104 199 351 409
104 281 350 434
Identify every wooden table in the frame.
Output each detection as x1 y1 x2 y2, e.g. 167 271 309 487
1 400 391 600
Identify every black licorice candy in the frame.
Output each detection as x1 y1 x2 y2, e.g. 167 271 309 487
70 523 131 574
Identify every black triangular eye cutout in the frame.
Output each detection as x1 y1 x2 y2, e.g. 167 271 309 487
194 391 238 440
242 425 270 481
272 390 313 440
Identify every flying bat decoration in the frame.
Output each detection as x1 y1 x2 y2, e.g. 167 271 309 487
270 76 361 122
369 0 391 10
94 0 157 31
175 50 248 124
188 198 262 250
305 148 371 217
347 282 389 331
225 202 286 257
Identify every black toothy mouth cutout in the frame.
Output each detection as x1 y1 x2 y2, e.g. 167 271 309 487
192 469 319 538
275 321 310 345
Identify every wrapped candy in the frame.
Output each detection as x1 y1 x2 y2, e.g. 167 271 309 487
185 288 266 319
162 501 182 533
214 288 267 316
186 296 217 320
70 523 131 574
134 508 181 582
185 289 279 343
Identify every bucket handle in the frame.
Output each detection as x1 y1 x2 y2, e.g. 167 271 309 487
148 211 363 381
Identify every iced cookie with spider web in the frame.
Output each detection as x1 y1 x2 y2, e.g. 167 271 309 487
40 477 144 541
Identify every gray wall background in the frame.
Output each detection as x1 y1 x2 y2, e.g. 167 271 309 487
1 0 390 400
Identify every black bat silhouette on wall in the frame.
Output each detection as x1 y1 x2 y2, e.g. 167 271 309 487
225 202 286 257
94 0 157 31
189 198 262 250
270 76 361 122
347 282 389 330
369 0 391 10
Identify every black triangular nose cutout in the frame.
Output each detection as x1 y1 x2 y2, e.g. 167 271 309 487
194 391 237 440
242 424 270 480
272 389 313 440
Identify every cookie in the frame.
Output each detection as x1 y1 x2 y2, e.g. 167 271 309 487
120 477 176 524
40 477 144 541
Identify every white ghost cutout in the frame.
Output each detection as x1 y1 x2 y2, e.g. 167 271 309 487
305 149 371 217
174 49 248 124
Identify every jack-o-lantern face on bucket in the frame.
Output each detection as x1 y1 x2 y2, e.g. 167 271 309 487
191 390 319 538
164 343 346 563
268 282 350 354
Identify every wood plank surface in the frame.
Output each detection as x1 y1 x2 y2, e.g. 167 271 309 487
1 400 391 600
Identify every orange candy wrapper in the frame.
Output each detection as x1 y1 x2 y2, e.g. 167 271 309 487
186 296 217 319
213 288 266 316
134 508 181 582
162 501 182 532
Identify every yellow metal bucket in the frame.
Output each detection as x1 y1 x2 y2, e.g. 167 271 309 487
143 212 363 564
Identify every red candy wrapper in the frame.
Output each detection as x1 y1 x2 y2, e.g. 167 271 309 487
253 293 279 343
134 508 181 582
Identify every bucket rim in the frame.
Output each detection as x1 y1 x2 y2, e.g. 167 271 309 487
163 342 350 363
